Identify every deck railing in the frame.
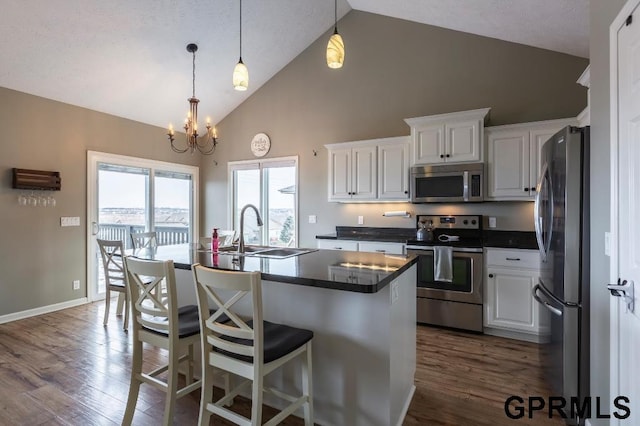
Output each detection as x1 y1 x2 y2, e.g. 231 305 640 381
98 223 190 250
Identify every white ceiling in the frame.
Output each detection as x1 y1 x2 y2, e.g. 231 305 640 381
0 0 589 130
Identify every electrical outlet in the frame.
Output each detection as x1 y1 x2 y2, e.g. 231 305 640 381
308 215 317 224
488 217 497 228
72 280 80 290
358 215 364 225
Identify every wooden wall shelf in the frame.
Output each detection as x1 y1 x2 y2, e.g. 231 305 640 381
12 168 61 191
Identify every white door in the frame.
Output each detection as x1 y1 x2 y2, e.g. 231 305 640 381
87 151 198 302
446 118 481 162
486 130 529 199
611 3 640 424
413 123 445 164
328 148 352 200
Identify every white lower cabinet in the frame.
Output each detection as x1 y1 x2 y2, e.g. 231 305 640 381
357 241 405 255
484 248 550 342
317 239 405 255
317 239 359 251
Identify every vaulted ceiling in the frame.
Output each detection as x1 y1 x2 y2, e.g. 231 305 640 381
0 0 588 129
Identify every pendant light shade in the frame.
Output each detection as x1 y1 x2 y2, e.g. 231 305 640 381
326 0 344 69
233 59 249 91
326 30 344 69
234 0 249 91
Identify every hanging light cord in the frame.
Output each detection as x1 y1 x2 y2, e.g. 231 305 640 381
239 0 243 61
334 0 338 33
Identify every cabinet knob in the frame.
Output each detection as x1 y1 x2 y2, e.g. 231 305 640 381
404 191 409 194
446 154 450 158
524 188 529 192
440 154 444 159
488 274 494 278
531 187 536 192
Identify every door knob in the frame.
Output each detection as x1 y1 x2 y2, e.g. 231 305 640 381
608 279 635 313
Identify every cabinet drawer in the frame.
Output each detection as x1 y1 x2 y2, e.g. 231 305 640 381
317 240 359 251
486 248 541 270
358 241 404 255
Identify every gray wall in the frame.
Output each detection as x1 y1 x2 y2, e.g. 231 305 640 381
203 11 588 245
588 0 627 422
0 87 198 316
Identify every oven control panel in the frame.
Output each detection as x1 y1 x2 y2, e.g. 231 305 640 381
416 215 481 230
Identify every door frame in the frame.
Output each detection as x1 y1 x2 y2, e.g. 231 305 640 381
609 1 639 424
86 150 199 302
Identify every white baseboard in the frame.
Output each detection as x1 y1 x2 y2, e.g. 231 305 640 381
396 384 417 426
0 297 89 324
483 327 550 344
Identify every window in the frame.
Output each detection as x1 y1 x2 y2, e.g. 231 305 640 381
229 157 298 247
88 151 199 300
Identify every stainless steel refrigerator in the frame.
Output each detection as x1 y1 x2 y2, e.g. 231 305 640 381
532 126 590 425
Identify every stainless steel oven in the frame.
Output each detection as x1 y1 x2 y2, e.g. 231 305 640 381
407 215 484 332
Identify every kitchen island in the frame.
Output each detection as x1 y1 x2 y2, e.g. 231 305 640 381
134 244 417 426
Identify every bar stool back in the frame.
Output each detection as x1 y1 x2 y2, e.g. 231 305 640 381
192 264 314 426
122 256 201 426
97 238 128 330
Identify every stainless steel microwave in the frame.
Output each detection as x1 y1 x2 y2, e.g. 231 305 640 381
410 163 484 203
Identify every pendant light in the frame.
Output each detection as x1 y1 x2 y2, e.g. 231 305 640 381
326 0 344 69
233 0 249 90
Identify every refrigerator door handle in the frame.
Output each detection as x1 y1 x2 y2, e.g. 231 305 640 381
534 163 548 260
533 163 553 262
533 283 563 316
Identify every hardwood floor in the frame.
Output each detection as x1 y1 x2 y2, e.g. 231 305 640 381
0 302 563 425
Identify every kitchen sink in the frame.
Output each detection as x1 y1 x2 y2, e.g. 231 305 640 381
252 248 317 258
216 245 317 258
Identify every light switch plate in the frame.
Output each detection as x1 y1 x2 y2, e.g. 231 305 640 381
488 217 497 228
358 216 364 225
308 215 317 224
61 216 80 227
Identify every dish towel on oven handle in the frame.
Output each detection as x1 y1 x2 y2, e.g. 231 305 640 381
433 245 453 282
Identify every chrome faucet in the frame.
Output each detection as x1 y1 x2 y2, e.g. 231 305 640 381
238 204 264 254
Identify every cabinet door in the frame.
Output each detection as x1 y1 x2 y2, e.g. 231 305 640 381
413 123 445 164
358 241 405 255
351 146 377 199
317 239 359 251
378 140 410 200
446 119 482 162
529 127 561 192
485 267 540 333
328 148 352 201
486 130 530 199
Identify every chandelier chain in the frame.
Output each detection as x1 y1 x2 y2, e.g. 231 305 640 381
239 0 243 60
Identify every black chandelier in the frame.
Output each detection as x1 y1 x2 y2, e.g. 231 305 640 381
167 43 219 155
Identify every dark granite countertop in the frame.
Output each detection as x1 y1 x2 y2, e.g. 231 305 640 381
316 227 538 250
482 230 538 250
131 244 417 294
316 226 416 243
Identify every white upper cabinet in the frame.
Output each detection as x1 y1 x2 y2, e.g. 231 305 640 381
377 137 410 200
486 118 577 201
326 136 410 202
405 108 490 165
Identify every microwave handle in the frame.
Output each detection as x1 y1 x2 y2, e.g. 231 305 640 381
462 171 469 201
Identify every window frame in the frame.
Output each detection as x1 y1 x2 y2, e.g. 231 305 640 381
227 156 299 247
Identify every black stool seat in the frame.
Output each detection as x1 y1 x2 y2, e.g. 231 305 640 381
217 320 313 363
